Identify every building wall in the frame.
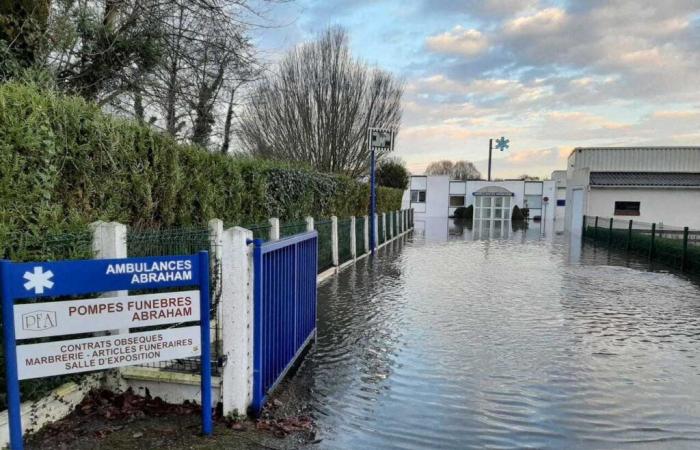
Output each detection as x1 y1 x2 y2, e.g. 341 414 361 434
586 188 700 228
408 176 555 220
569 147 700 172
425 176 450 217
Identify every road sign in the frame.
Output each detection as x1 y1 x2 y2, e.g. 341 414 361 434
369 128 393 149
1 252 213 450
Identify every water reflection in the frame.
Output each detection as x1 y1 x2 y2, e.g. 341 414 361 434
283 224 700 450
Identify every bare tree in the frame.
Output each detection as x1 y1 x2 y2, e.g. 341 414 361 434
452 161 481 180
237 27 403 176
425 159 481 180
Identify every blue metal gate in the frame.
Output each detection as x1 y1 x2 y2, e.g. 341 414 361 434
251 231 318 414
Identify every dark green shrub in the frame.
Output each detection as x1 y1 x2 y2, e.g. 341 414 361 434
0 81 404 253
376 157 409 189
512 205 525 221
453 205 473 219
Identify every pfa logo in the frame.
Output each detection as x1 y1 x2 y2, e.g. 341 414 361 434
22 310 57 332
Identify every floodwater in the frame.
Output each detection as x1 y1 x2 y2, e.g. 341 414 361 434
283 218 700 449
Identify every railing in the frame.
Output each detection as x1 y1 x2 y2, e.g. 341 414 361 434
583 215 700 275
251 231 318 414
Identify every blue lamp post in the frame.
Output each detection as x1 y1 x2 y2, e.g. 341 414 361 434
368 128 394 255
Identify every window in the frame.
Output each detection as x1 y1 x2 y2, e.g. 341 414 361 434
614 201 640 216
411 190 426 203
556 199 566 206
524 195 542 209
450 195 465 207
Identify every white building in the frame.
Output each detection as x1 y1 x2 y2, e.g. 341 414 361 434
403 176 557 222
565 147 700 232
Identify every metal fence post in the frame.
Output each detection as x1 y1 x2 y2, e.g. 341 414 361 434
251 239 264 413
650 223 656 261
594 216 599 241
331 216 339 267
350 216 357 259
608 217 613 248
269 218 280 241
305 216 314 232
627 220 633 252
682 226 689 272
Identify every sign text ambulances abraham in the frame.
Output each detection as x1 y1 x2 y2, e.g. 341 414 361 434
105 260 192 284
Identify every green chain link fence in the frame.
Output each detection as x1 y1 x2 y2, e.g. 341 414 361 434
583 215 700 276
378 216 385 244
1 229 94 411
280 221 308 238
126 225 221 375
338 218 353 264
355 217 365 256
315 219 333 273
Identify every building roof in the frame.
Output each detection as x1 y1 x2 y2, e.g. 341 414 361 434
590 171 700 187
570 146 700 158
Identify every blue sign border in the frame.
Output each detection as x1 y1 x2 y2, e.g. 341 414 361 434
1 252 213 450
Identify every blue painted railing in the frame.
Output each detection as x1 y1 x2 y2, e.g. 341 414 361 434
251 231 318 414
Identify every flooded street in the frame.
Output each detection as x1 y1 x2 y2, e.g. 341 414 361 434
281 219 700 449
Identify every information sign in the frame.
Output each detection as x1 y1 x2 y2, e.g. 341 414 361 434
0 252 212 450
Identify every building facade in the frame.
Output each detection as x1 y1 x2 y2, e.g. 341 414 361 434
403 176 557 222
565 147 700 231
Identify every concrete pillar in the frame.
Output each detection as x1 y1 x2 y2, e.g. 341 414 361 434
221 226 254 416
374 213 379 249
350 216 357 259
331 216 339 266
364 216 369 254
268 218 280 241
305 216 314 232
382 213 387 243
90 221 128 334
208 219 224 338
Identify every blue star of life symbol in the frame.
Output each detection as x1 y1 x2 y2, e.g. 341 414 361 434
23 266 54 294
495 136 509 152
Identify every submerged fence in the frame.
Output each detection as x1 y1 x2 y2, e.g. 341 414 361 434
583 215 700 276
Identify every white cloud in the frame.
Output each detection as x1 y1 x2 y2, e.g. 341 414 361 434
503 8 568 36
426 26 489 57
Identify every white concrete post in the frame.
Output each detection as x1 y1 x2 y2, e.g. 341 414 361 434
90 221 128 334
269 217 280 241
350 216 357 259
305 216 314 232
331 216 339 266
208 219 224 338
388 213 396 239
221 226 254 416
364 216 369 254
382 213 387 243
374 213 379 248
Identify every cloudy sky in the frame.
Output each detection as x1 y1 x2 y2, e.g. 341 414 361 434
252 0 700 179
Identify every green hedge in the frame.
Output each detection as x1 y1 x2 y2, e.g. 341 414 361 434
0 81 402 260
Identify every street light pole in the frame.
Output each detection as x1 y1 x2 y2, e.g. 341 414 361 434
487 138 493 181
369 143 376 255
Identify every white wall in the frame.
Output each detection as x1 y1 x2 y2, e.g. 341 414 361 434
425 176 450 217
466 181 525 209
586 188 700 228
